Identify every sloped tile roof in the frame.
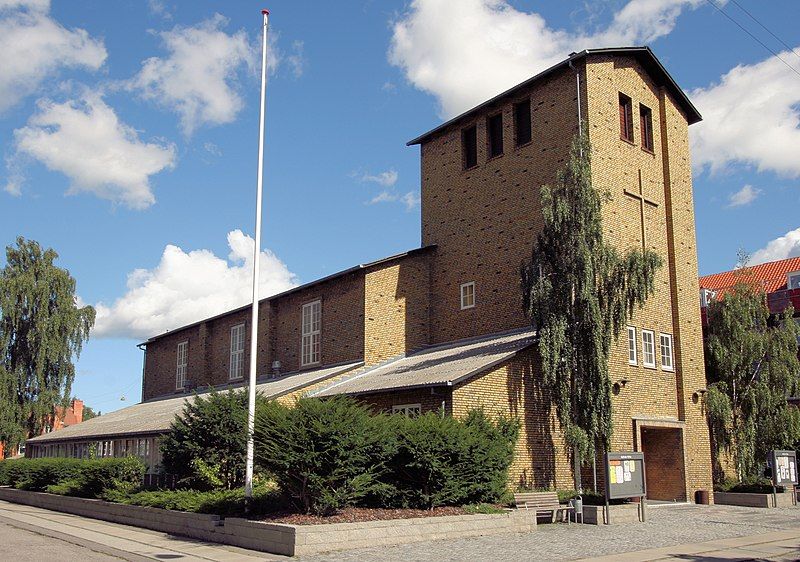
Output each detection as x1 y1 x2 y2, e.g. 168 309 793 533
311 329 536 397
28 362 361 443
700 257 800 295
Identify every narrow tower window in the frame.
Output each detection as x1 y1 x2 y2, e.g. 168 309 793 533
487 113 504 158
462 125 478 169
301 300 321 366
514 99 532 147
619 93 634 142
229 323 245 380
640 104 654 152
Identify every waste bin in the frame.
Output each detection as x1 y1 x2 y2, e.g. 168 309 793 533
570 497 583 523
695 489 709 504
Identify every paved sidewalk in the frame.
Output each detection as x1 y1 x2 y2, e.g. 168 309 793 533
0 499 284 561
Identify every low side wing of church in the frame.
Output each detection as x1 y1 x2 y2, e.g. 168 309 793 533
27 47 713 502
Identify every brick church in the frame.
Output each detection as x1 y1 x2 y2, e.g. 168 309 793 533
27 47 713 502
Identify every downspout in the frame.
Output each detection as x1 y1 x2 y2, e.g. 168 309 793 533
136 343 146 402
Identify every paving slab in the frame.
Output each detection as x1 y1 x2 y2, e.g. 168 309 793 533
0 499 284 561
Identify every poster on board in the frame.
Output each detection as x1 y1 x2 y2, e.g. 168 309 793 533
605 452 646 500
771 450 798 487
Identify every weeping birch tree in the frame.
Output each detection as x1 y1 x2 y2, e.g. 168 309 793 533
0 237 95 454
520 132 662 473
704 260 800 482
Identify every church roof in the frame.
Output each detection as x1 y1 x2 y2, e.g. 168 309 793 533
407 46 702 146
700 256 800 295
311 328 536 397
27 362 362 444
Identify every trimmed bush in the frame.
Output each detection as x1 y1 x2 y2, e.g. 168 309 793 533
0 457 144 498
161 389 264 490
715 477 783 494
254 397 391 515
254 397 519 514
105 484 283 517
384 410 518 509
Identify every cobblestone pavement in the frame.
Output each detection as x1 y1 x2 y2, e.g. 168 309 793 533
299 504 800 561
0 520 122 561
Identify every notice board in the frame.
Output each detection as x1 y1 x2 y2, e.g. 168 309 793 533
771 450 798 487
605 451 646 500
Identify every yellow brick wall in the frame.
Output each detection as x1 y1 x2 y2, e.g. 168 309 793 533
420 67 580 344
363 252 431 365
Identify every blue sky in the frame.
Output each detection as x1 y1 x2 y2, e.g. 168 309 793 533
1 0 799 415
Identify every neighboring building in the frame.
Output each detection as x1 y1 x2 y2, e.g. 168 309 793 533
699 256 800 326
1 398 86 459
27 47 713 502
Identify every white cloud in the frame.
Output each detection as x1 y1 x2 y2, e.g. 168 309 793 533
11 91 176 209
355 169 399 187
286 40 306 78
147 0 172 20
751 227 800 265
690 48 800 177
0 0 106 113
368 190 420 211
92 230 298 339
389 0 708 118
727 184 761 208
128 14 257 136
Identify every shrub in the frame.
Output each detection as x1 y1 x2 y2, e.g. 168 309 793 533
160 389 261 490
714 477 782 494
254 397 392 515
0 457 144 498
106 484 283 517
383 410 519 509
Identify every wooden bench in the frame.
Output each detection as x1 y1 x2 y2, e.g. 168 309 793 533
514 491 574 524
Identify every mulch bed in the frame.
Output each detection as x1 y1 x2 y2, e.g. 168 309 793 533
259 506 471 525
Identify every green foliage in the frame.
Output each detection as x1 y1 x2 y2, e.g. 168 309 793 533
254 398 519 514
254 397 391 515
384 410 519 509
82 405 100 421
104 484 283 517
160 389 257 490
714 477 783 494
520 132 661 464
462 503 506 514
1 457 144 498
704 262 800 482
0 238 95 451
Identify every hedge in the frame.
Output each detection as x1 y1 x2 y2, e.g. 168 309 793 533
0 457 145 498
254 397 519 514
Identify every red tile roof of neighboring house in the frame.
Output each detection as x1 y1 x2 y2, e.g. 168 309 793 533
700 256 800 294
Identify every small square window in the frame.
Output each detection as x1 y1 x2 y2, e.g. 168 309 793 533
640 104 654 152
460 282 475 310
627 326 637 365
462 125 478 169
641 330 656 368
788 271 800 290
660 333 674 371
487 113 504 158
514 99 532 147
619 93 634 142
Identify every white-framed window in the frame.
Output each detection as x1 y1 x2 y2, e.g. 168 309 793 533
627 326 637 365
392 403 422 416
301 300 321 366
460 281 475 309
700 288 716 308
641 330 656 368
229 323 246 380
660 333 674 371
176 341 188 389
788 271 800 290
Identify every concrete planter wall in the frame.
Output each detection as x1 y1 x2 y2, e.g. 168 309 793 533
0 487 537 557
223 510 537 556
581 503 642 525
714 491 795 509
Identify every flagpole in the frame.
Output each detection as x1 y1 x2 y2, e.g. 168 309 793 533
245 8 270 504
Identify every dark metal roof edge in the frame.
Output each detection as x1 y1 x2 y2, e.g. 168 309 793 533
407 46 701 146
140 246 436 345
